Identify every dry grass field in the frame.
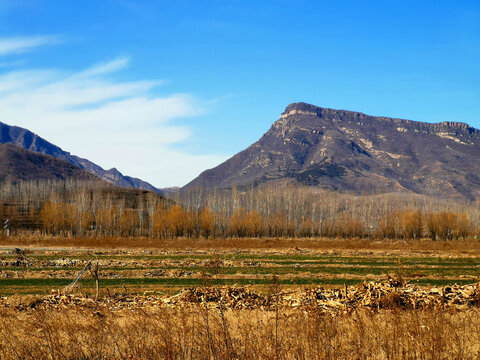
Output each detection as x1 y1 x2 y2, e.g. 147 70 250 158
2 306 480 359
2 236 480 359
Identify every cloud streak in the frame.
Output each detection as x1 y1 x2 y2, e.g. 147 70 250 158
0 55 227 187
0 35 60 56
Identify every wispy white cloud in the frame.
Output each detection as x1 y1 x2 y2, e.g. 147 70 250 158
75 56 131 78
0 35 60 56
0 55 227 187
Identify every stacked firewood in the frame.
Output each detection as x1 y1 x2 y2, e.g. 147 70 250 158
5 279 480 312
166 279 480 311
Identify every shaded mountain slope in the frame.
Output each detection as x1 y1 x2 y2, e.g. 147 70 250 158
0 144 101 183
184 102 480 200
0 121 162 194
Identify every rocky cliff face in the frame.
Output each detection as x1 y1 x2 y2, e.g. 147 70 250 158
183 102 480 200
0 121 162 194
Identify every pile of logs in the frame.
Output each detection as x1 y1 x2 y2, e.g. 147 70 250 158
163 286 271 310
166 278 480 311
5 279 480 313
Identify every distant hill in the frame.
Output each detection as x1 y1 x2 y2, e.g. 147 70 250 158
183 102 480 200
0 144 169 230
0 121 162 194
0 143 101 183
160 187 180 195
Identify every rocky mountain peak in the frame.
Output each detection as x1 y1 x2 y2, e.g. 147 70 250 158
183 102 480 200
280 102 322 119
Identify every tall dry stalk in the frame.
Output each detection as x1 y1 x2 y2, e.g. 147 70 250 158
2 306 480 359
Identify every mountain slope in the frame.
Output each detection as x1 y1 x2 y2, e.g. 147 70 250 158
183 102 480 200
0 121 162 194
0 143 102 183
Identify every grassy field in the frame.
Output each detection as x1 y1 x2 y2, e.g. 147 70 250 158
3 306 480 359
1 237 480 295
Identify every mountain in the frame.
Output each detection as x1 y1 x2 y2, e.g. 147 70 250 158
160 187 180 195
0 143 101 183
183 102 480 200
0 121 162 194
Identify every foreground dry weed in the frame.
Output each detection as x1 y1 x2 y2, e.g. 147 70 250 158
0 306 480 359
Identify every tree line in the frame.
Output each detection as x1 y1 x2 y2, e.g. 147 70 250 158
1 180 480 240
34 202 480 240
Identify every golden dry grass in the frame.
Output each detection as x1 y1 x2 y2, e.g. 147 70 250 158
1 306 480 359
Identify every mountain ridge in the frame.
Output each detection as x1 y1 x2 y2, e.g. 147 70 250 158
281 102 477 132
183 102 480 200
0 121 162 194
0 143 103 183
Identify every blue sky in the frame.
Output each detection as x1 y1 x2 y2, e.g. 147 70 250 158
0 0 479 187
